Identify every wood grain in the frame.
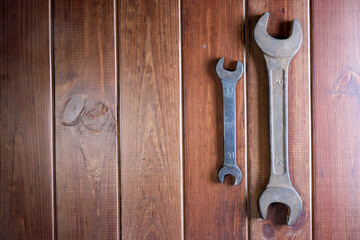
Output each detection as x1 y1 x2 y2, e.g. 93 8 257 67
119 0 182 239
54 0 118 239
246 1 311 239
182 1 247 239
312 1 360 238
0 0 54 239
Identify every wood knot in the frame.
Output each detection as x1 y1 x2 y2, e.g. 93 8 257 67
81 102 109 133
62 96 86 126
62 97 112 134
84 102 108 119
332 70 360 99
262 223 275 239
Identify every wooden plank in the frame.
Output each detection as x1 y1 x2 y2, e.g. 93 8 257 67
0 0 54 239
246 1 311 238
312 1 360 238
54 0 118 239
119 0 182 239
182 1 247 239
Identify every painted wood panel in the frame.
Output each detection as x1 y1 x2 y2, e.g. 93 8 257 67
0 0 54 239
119 0 182 239
312 0 360 238
54 0 118 238
182 0 247 239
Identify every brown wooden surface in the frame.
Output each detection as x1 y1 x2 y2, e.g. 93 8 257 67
246 1 311 239
54 0 118 239
4 0 360 239
312 1 360 238
0 0 54 239
119 0 182 239
182 1 247 239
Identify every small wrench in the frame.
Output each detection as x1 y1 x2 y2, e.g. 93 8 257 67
216 57 243 186
254 13 302 225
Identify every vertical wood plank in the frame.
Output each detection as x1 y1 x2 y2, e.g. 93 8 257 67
54 0 118 239
182 1 247 239
119 0 182 239
312 1 360 238
246 1 311 238
0 0 54 239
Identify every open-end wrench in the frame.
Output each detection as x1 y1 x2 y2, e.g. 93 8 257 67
216 57 243 186
254 13 302 225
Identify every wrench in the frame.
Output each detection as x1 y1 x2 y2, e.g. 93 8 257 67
254 13 302 225
216 57 243 186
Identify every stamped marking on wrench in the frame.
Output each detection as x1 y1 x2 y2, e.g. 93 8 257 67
254 12 303 225
216 57 243 186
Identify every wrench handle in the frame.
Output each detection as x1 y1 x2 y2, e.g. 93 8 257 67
269 67 289 177
221 81 237 166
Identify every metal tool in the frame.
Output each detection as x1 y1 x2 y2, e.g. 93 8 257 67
216 57 243 186
254 12 302 225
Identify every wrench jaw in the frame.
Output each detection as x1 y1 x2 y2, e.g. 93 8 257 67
216 57 244 82
259 187 302 225
254 12 303 59
218 165 242 186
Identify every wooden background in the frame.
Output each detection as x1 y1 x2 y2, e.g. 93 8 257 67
1 0 359 239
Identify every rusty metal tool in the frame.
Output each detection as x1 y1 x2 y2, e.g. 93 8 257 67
254 12 302 225
216 57 243 186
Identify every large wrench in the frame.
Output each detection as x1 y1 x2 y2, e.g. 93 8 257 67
216 57 243 186
254 13 302 225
